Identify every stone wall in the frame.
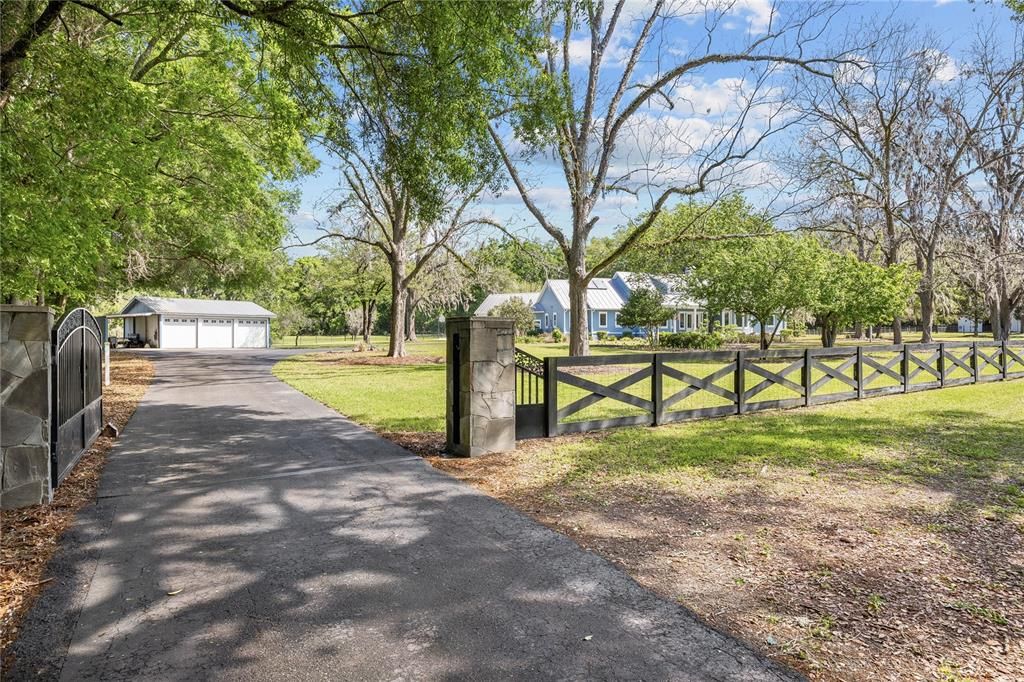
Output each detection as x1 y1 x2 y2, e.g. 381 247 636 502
446 316 516 457
1 306 53 508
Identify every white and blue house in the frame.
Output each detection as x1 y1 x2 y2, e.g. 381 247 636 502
478 272 782 338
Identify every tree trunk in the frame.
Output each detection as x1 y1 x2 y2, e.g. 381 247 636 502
892 317 903 345
404 288 417 342
997 298 1012 342
367 301 377 346
853 321 864 339
759 326 769 351
388 257 407 358
567 251 590 356
821 323 838 348
919 289 935 343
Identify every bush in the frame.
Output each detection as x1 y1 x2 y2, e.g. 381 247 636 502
525 327 543 337
620 330 634 339
518 335 536 344
660 331 724 350
717 324 742 344
786 319 806 337
596 330 608 340
551 328 564 342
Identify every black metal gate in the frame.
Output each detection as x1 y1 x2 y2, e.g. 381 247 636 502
514 348 546 439
51 308 104 486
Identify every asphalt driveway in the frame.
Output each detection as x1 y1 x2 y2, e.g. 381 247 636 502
9 349 799 680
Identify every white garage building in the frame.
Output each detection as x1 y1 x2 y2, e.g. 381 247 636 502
111 296 275 349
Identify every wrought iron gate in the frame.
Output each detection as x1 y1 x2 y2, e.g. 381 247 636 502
514 348 546 439
51 308 103 486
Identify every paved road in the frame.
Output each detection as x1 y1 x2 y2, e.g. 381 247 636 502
9 350 799 681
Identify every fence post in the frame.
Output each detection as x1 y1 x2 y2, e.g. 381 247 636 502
855 345 864 399
651 354 663 426
1001 340 1009 380
104 340 111 386
544 356 558 437
802 348 811 406
971 342 978 383
938 342 945 388
735 350 746 414
902 344 910 393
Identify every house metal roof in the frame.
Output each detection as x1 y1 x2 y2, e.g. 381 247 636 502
545 279 626 311
475 292 540 316
115 296 276 318
614 272 703 308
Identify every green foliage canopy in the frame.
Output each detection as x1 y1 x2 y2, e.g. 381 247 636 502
688 233 821 349
617 287 675 348
812 252 919 347
1 1 318 306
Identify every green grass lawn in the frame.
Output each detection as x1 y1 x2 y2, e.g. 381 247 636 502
275 346 1023 497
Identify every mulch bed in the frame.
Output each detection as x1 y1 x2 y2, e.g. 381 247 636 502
311 351 444 366
431 441 1024 681
0 352 154 658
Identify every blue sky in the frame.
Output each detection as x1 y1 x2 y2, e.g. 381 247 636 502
283 0 1018 257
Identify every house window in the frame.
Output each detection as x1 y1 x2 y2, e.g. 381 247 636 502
613 312 618 328
598 312 608 327
544 313 550 329
533 318 541 329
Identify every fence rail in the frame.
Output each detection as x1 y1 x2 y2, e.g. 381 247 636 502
518 341 1024 439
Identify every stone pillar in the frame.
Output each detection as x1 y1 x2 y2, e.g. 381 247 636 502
445 316 515 457
1 305 53 508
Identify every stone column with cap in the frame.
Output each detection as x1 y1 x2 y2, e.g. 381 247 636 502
1 305 54 508
445 316 516 457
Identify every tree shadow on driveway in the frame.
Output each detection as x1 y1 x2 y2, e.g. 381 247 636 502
7 351 799 681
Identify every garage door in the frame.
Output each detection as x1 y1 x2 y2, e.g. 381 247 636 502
199 318 233 348
162 318 197 348
235 319 267 348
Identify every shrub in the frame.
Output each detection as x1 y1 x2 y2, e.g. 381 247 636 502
491 297 536 336
596 330 608 340
660 331 724 350
717 324 742 344
620 330 634 339
786 319 806 337
551 328 564 342
525 327 543 338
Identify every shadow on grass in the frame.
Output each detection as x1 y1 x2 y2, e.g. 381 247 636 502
541 401 1024 499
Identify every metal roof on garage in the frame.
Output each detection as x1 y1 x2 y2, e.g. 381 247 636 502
112 296 276 318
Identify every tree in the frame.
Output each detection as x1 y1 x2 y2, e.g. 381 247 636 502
952 27 1024 341
812 252 918 347
792 21 936 344
617 287 674 349
0 1 320 307
689 233 820 350
490 298 536 337
489 1 868 355
404 250 478 341
299 1 538 357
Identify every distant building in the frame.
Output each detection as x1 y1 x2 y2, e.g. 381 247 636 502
108 296 275 349
485 272 783 337
957 316 1022 334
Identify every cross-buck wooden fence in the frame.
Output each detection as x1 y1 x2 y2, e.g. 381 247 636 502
513 341 1024 439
